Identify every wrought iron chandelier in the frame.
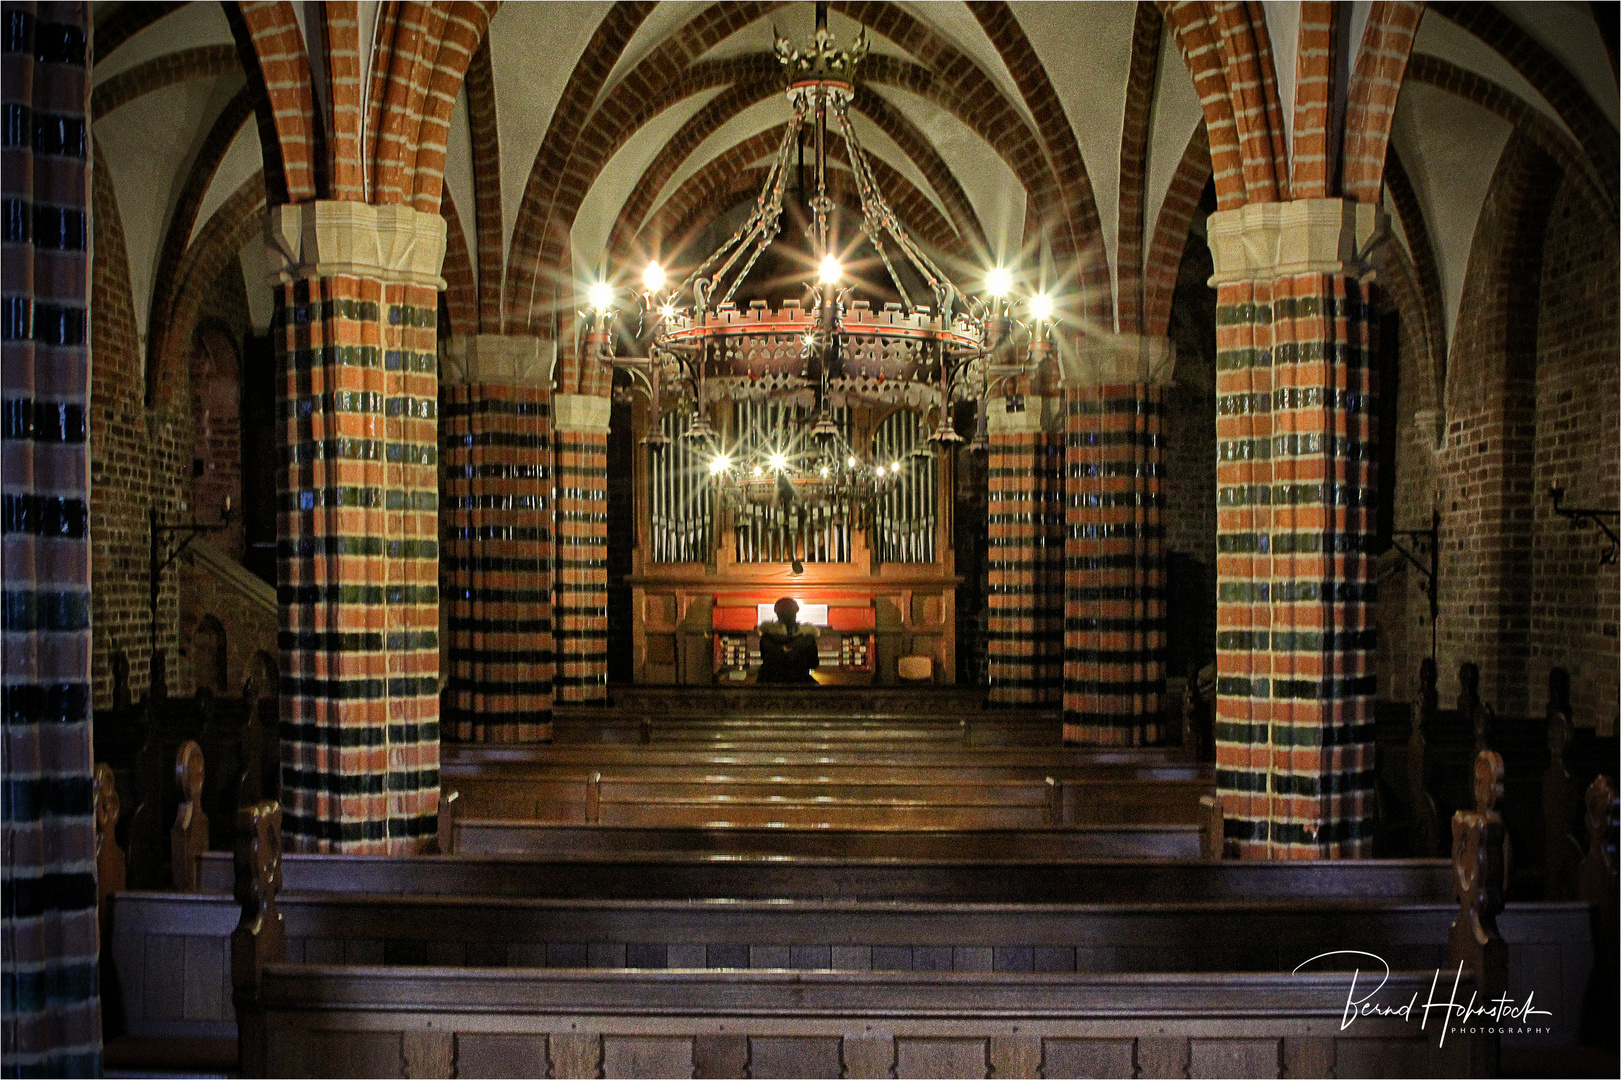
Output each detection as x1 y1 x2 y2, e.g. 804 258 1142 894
585 1 1058 510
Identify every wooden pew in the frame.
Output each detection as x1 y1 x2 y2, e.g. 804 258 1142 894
115 877 1591 1057
190 850 1457 903
450 820 1213 860
447 767 1213 829
250 967 1492 1079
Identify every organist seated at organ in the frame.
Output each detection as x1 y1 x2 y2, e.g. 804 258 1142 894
757 598 820 684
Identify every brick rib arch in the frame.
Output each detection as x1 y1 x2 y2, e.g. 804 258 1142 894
1288 0 1336 198
1208 0 1284 202
1340 1 1424 203
318 2 366 200
464 39 504 330
1381 146 1447 381
406 2 497 212
1403 55 1615 222
90 45 242 120
1117 2 1166 334
966 1 1113 325
225 0 320 203
1158 2 1245 210
605 77 988 268
441 187 478 335
146 86 260 402
632 124 965 268
152 173 268 415
1427 2 1619 197
1141 123 1212 339
501 2 656 333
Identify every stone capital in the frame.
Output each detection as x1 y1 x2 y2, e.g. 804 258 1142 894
440 335 556 388
265 201 447 289
985 395 1051 435
552 392 612 434
1059 332 1175 388
1206 198 1382 285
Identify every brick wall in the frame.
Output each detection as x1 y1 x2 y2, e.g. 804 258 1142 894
1436 135 1557 717
1164 220 1218 563
90 148 268 708
89 150 190 709
1378 278 1442 707
1530 171 1619 731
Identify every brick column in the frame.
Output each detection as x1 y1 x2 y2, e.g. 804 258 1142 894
985 393 1057 704
551 392 610 703
1061 336 1172 745
440 335 554 741
2 4 102 1068
264 202 444 853
1207 199 1381 858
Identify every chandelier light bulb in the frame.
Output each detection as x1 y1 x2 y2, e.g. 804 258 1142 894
659 302 677 322
708 454 731 475
875 465 886 477
847 455 858 469
752 464 764 477
818 253 843 285
985 266 1012 298
642 261 666 293
1028 292 1054 322
588 281 614 311
767 452 789 472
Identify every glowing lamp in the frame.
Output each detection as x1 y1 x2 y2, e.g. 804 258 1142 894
642 261 666 293
708 455 731 476
817 253 843 285
985 266 1012 298
587 281 614 311
1028 293 1054 322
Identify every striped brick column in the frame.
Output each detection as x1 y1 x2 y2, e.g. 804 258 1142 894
552 392 610 704
264 202 445 853
985 395 1052 704
440 336 554 741
1207 199 1380 858
2 4 101 1069
1061 336 1172 745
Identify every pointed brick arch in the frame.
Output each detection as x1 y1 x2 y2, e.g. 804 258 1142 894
1141 123 1212 339
1340 1 1425 204
634 125 966 268
225 0 319 203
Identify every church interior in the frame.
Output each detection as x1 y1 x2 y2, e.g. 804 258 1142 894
4 0 1619 1076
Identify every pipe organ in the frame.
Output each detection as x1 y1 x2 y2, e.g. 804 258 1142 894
629 398 958 686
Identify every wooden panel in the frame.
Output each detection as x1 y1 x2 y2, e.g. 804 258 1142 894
194 851 1457 903
1041 1038 1135 1078
454 1033 548 1079
549 1033 601 1079
747 1037 841 1079
1189 1039 1280 1078
896 1038 988 1078
299 1031 403 1079
182 934 226 1021
840 1034 895 1080
143 934 184 1020
1133 1037 1189 1079
987 1035 1040 1079
692 1034 747 1079
601 1036 693 1079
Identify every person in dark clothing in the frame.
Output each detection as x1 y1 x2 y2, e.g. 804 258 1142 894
757 597 820 684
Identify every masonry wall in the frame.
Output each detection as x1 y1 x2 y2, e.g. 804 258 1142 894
1529 171 1619 732
90 149 268 708
89 148 189 709
1434 133 1617 727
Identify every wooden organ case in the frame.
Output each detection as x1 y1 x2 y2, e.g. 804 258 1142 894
627 394 959 685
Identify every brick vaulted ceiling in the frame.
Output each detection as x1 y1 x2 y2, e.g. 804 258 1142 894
92 1 1618 366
